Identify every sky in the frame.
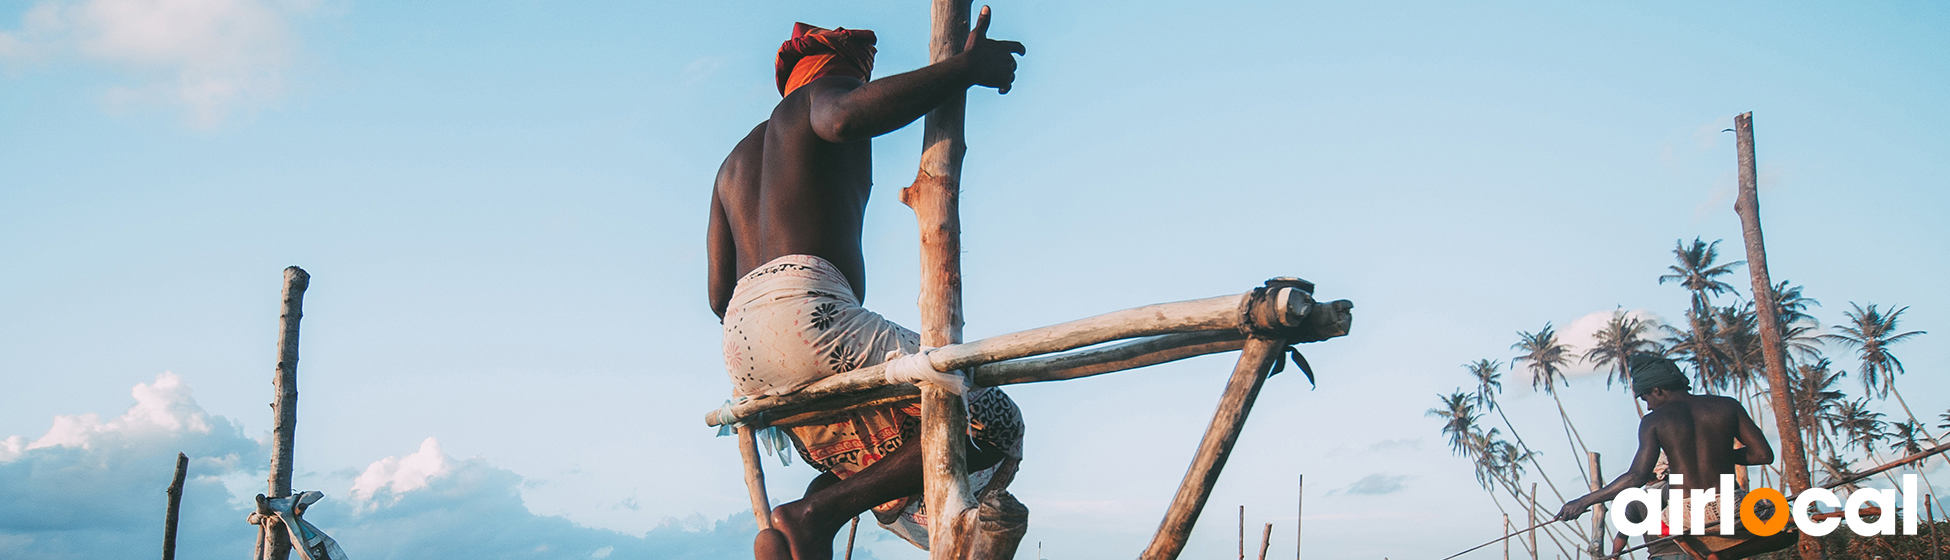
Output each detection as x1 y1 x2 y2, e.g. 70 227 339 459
2 0 1947 559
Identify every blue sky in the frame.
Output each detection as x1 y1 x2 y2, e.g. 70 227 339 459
2 1 1947 559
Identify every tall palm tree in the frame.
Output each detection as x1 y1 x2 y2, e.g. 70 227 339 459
1832 398 1887 456
1787 358 1846 461
1822 302 1941 471
1659 238 1742 388
1429 391 1481 457
1453 360 1594 548
1768 281 1823 365
1584 310 1660 417
1512 324 1594 477
1466 359 1503 410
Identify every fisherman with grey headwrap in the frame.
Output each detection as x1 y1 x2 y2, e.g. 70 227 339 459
1556 352 1796 559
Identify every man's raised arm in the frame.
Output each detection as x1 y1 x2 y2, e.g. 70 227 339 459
809 6 1024 143
1558 420 1664 521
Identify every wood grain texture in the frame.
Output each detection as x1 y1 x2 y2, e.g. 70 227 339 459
263 266 308 560
1141 337 1285 560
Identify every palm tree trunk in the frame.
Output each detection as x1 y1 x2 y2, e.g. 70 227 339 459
1551 392 1596 487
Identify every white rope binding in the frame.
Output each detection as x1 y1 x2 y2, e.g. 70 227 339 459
883 348 968 395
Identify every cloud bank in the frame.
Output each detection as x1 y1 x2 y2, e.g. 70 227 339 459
0 373 814 560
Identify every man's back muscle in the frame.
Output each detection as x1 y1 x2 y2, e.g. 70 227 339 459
1647 395 1748 490
756 79 874 297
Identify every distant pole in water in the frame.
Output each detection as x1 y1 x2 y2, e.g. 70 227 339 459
1296 474 1304 560
1503 514 1510 560
1239 505 1245 560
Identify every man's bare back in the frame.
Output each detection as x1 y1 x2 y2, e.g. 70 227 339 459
1558 355 1784 560
708 15 1022 319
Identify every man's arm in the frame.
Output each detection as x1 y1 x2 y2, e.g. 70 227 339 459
808 7 1024 143
707 188 735 319
1558 418 1664 521
1733 404 1775 465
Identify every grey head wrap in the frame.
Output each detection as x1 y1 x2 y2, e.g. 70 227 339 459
1629 354 1688 396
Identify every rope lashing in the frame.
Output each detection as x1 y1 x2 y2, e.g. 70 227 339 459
1240 277 1340 389
713 397 792 467
883 347 968 395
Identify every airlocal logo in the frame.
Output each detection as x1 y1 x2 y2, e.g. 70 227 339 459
1608 474 1923 537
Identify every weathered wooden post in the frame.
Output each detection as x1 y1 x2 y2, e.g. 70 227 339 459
164 452 188 560
1587 452 1603 559
1503 514 1511 560
1141 337 1287 560
1239 505 1246 560
260 266 308 560
1528 483 1538 560
1295 474 1303 560
1731 112 1818 560
904 1 976 557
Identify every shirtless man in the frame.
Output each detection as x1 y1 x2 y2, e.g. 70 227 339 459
1555 355 1795 560
707 10 1025 560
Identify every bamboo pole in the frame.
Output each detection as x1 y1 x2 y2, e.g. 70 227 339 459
909 1 975 557
1141 337 1287 560
1731 112 1818 560
737 426 773 531
1259 523 1273 560
261 266 308 560
706 294 1350 428
1588 452 1603 560
164 452 187 560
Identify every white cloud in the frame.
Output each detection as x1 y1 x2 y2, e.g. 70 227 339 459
0 372 260 559
1 374 865 560
0 0 318 126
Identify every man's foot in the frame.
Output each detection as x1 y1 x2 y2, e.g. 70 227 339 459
770 500 838 560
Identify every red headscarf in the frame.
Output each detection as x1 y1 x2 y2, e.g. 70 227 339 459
776 23 877 96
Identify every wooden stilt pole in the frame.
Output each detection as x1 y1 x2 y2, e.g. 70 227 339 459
164 452 187 560
1259 523 1272 560
260 266 308 560
1588 452 1603 559
908 1 975 558
1927 495 1938 560
737 426 773 531
1239 505 1245 560
1141 337 1286 560
1731 112 1818 560
1528 483 1539 560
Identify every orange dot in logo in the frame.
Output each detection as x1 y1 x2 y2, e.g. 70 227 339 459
1740 488 1790 536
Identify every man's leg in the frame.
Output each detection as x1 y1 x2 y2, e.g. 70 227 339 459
764 439 1005 560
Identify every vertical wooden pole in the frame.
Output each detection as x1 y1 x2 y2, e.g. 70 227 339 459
1141 337 1286 560
737 426 774 531
1239 505 1245 560
1528 483 1538 560
908 1 974 558
1587 452 1603 560
1295 475 1303 560
1927 496 1939 560
1731 112 1818 560
164 452 187 560
1504 514 1511 560
262 266 308 560
1258 523 1272 560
